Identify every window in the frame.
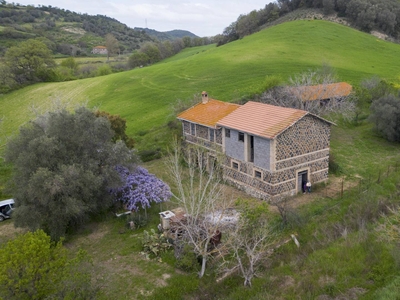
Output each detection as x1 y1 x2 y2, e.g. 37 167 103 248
232 161 239 170
254 170 262 179
190 123 195 135
225 129 230 138
238 132 244 142
209 129 215 142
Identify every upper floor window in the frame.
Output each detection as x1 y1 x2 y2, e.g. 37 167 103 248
225 129 230 138
209 129 215 142
238 132 244 142
190 123 195 135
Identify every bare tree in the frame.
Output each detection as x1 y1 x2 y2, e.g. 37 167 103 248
105 33 119 61
224 202 277 287
165 141 233 278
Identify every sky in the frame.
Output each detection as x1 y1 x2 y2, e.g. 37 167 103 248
15 0 274 37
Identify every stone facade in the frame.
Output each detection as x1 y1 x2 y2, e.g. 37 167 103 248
181 112 331 201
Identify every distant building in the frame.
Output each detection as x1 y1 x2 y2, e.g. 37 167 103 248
91 46 108 55
177 91 334 201
290 82 352 106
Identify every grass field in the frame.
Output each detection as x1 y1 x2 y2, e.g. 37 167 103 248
1 20 400 154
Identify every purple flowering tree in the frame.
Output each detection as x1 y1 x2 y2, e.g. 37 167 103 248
112 166 172 214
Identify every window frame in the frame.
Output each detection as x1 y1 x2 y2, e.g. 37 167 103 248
238 132 244 142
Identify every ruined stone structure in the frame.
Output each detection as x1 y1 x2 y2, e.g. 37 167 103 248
177 92 334 201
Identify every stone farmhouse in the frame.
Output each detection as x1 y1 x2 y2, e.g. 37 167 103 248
177 92 334 201
290 82 352 107
91 46 108 55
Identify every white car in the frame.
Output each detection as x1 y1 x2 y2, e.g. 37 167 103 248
0 199 14 222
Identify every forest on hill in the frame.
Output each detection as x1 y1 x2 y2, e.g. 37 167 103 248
217 0 400 45
0 1 201 57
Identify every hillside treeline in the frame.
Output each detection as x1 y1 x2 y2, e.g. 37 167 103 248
0 1 154 54
217 0 400 45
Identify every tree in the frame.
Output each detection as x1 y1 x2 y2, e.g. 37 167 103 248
225 201 277 287
0 230 96 299
5 107 137 240
95 110 135 148
140 42 161 64
4 39 56 84
111 166 171 214
60 56 78 71
166 142 233 278
105 33 119 61
128 51 149 68
369 94 400 142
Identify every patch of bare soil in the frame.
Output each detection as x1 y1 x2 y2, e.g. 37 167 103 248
270 176 358 214
61 26 86 35
0 221 26 244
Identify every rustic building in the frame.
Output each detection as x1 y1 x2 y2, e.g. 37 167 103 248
91 46 108 55
290 82 352 106
177 92 334 201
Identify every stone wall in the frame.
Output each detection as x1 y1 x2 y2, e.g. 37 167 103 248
276 115 330 161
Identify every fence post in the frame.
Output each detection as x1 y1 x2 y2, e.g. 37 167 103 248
341 178 344 198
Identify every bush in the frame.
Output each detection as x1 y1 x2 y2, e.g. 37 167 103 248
142 228 173 257
369 94 400 142
96 64 112 76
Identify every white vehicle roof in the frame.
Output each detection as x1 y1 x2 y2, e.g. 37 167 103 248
0 199 14 206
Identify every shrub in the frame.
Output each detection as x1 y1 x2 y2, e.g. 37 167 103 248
142 228 173 257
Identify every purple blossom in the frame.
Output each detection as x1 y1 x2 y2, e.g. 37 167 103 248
112 166 172 211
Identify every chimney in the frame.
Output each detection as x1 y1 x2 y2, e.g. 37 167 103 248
201 91 209 104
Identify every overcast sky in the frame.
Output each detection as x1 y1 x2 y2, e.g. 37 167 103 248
16 0 274 37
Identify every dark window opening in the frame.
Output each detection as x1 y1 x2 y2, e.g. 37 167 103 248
209 129 215 142
225 129 230 138
190 123 195 135
255 170 262 179
232 162 239 169
238 132 244 142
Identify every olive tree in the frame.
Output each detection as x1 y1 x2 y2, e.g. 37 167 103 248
5 107 137 240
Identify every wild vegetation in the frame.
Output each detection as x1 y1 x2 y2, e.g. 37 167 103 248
217 0 400 45
1 8 400 299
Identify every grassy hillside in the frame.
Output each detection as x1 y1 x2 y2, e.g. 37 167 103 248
1 20 400 154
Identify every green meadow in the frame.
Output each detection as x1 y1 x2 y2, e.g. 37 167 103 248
1 20 400 154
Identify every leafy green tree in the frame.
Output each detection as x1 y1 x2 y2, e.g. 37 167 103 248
5 107 137 240
95 110 135 148
369 94 400 142
140 42 161 64
4 39 56 84
128 51 149 68
60 56 79 71
0 230 96 300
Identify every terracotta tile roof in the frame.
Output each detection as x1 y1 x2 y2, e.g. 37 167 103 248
217 101 308 139
177 99 240 128
290 82 352 101
93 46 107 49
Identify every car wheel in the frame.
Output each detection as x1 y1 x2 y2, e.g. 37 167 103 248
0 216 4 222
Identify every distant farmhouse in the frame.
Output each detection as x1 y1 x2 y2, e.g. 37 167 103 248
290 82 352 107
177 92 335 201
91 46 108 55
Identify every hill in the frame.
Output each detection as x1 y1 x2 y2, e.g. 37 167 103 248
134 27 198 41
1 20 400 154
0 3 195 56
